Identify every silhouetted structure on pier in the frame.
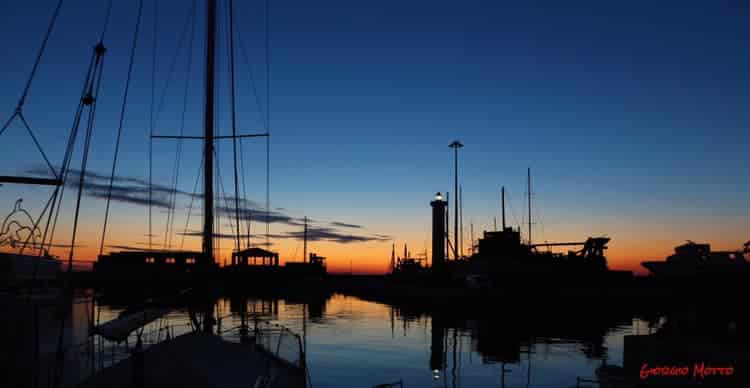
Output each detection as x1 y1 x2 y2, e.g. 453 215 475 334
231 247 280 267
431 192 447 270
94 250 210 282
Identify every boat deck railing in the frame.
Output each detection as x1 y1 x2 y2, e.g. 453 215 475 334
51 312 306 387
218 314 306 370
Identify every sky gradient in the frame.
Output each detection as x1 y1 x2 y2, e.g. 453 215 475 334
1 0 748 273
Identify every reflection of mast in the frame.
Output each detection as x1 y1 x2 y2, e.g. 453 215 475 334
430 316 446 374
451 328 457 388
302 303 307 353
526 345 531 388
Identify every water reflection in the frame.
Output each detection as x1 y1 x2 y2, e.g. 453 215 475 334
189 294 648 387
7 290 750 387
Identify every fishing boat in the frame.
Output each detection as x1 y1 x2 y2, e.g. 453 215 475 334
454 172 631 288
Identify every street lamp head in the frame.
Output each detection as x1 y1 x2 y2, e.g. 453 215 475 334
449 140 464 149
434 192 443 201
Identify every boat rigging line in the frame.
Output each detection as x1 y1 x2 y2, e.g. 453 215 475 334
265 0 271 249
0 0 66 190
149 0 158 251
164 0 198 250
229 0 242 253
43 0 113 258
0 0 63 122
179 150 205 250
51 1 116 385
99 0 145 256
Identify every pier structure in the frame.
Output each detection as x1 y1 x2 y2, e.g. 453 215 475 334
230 247 280 267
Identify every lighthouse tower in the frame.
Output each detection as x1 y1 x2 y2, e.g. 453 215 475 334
431 192 447 270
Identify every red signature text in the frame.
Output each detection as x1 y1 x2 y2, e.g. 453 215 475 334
640 363 734 380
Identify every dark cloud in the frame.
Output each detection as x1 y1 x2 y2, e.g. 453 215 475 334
177 230 267 240
105 244 201 253
106 244 151 251
278 226 390 244
215 205 299 225
26 166 388 245
178 227 388 245
329 221 362 229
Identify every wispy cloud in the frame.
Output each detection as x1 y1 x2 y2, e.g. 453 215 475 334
329 221 362 229
27 166 389 245
276 226 390 244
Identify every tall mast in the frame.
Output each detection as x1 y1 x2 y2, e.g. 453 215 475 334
445 192 449 260
303 216 308 263
501 186 506 230
202 0 216 263
527 168 531 245
390 242 395 272
470 222 474 256
449 141 463 260
459 184 463 259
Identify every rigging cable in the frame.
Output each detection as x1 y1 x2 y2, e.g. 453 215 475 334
42 52 98 256
180 151 205 250
151 2 199 128
265 0 271 248
229 0 242 253
235 2 272 249
99 0 145 256
149 0 158 250
0 0 63 134
215 148 240 256
1 0 69 258
238 138 251 248
46 0 113 257
164 0 198 249
53 21 111 388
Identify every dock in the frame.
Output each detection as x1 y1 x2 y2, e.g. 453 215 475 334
78 332 306 388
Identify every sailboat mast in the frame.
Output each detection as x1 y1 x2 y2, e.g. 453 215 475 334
303 216 308 263
202 0 216 263
501 186 506 230
527 168 531 245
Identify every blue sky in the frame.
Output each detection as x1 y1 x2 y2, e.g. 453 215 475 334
0 0 748 271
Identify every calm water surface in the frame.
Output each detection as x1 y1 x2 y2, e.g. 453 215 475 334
91 294 651 388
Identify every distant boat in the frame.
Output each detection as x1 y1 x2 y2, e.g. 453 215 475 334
641 240 750 279
463 173 625 284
